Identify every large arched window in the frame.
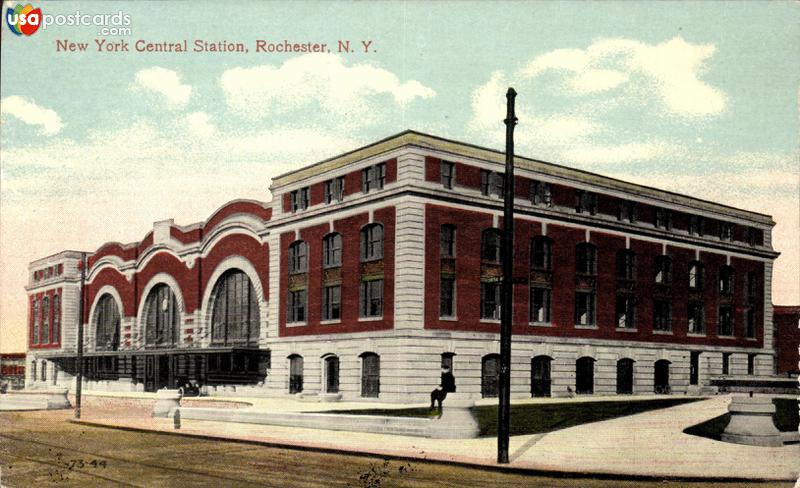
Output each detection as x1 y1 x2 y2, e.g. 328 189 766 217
144 284 179 348
95 294 120 352
210 269 260 346
361 352 380 398
360 223 384 262
481 229 502 263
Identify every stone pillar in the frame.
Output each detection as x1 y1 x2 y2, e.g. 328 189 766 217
721 395 783 447
153 389 182 417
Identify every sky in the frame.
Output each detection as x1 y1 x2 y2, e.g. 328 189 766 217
1 1 798 352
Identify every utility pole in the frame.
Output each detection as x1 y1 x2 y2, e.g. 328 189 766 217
498 87 517 464
75 253 86 419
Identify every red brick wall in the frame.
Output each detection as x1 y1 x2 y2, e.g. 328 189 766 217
775 306 800 374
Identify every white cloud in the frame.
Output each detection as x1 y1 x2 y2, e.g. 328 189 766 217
185 111 215 138
220 53 435 123
0 95 63 135
131 67 192 108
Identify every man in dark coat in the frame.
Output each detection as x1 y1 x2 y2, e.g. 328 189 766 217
430 367 456 410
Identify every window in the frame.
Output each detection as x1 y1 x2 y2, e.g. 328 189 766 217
655 256 673 284
616 295 636 329
284 289 306 323
575 291 596 326
576 243 597 276
747 354 755 375
324 355 340 393
617 358 635 394
440 161 455 189
440 277 455 318
655 208 672 230
481 354 500 398
531 237 552 271
688 301 705 334
531 356 552 397
653 299 672 332
480 170 504 197
719 222 734 242
688 261 704 291
40 360 47 382
746 308 756 338
361 353 380 398
531 181 552 206
530 287 551 323
324 177 344 203
441 352 454 372
746 271 758 303
719 266 734 296
722 352 730 375
360 280 383 317
32 298 39 345
95 294 120 351
654 360 670 393
210 270 260 345
30 361 36 382
288 241 308 274
322 233 342 268
480 282 501 320
481 229 502 263
322 285 341 321
289 355 303 394
52 295 60 344
576 357 595 394
289 187 310 212
718 305 734 336
576 190 597 215
689 215 705 236
618 201 637 223
360 224 384 262
747 227 759 247
144 284 179 348
41 297 50 344
362 163 386 193
440 225 455 258
616 250 636 281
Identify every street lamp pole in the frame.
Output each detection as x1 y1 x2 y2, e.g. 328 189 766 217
498 87 517 464
75 252 86 419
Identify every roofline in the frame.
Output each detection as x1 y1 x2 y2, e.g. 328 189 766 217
271 130 774 225
29 250 89 267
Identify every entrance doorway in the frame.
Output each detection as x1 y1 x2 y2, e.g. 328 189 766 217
616 358 634 394
481 354 500 398
324 356 340 393
531 356 552 397
654 360 671 394
144 355 172 392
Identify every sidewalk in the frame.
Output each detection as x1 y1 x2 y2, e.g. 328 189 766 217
73 395 799 481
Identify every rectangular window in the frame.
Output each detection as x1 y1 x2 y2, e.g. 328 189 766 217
480 170 504 197
689 215 705 236
688 301 705 334
616 251 636 281
689 262 704 291
531 181 552 206
362 163 386 193
747 354 755 375
530 287 551 323
576 190 597 215
617 201 637 223
722 352 730 375
440 277 455 318
576 245 596 276
32 299 39 345
655 208 672 230
288 290 307 323
615 295 636 329
322 285 341 321
719 267 734 296
360 279 383 317
288 243 308 274
653 299 672 332
440 161 455 189
718 305 734 336
746 271 758 303
719 222 734 241
480 282 501 320
575 291 596 326
655 256 673 284
323 234 342 268
324 177 344 203
747 227 759 247
745 308 756 338
531 238 552 271
290 187 310 212
440 225 455 258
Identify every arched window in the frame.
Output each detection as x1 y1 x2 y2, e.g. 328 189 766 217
32 298 40 345
144 284 179 348
654 360 671 394
41 297 50 344
576 357 595 394
531 237 552 271
52 295 61 344
576 243 597 276
531 356 552 397
95 294 120 352
361 353 380 398
322 233 342 268
288 354 304 394
617 358 634 394
360 223 384 262
481 354 500 398
288 241 308 274
324 355 340 394
481 229 501 263
210 269 260 346
40 360 47 382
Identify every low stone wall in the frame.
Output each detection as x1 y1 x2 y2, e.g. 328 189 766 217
0 388 71 410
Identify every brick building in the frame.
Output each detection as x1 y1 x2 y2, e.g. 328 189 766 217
1 353 26 390
24 131 780 402
773 306 800 375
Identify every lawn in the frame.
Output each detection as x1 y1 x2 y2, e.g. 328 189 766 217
685 398 799 441
325 397 699 437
